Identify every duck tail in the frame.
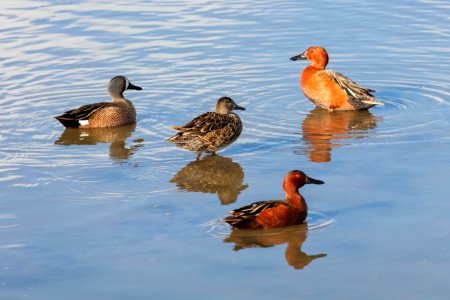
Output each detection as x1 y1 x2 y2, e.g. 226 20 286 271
55 116 81 128
165 132 187 144
223 216 245 227
362 97 384 106
170 125 183 131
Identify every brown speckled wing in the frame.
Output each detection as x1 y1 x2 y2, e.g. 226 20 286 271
172 112 230 136
198 119 241 146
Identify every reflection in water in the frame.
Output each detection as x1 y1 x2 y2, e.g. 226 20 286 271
301 108 381 162
55 123 143 160
224 224 326 269
170 155 248 205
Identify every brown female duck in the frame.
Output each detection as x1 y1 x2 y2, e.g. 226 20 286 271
166 97 245 159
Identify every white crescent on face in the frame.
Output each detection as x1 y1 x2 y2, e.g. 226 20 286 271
124 77 129 90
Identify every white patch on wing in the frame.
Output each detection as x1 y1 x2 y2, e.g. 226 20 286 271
79 120 89 126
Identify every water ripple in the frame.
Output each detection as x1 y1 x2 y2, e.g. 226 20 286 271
0 0 449 195
0 214 19 230
199 211 335 238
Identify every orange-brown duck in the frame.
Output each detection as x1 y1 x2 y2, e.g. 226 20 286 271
291 46 383 110
224 170 324 229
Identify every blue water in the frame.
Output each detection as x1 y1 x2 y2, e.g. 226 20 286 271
1 0 450 299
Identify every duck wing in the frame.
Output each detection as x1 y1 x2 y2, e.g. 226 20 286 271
224 200 287 227
55 102 113 127
170 112 232 136
320 70 383 106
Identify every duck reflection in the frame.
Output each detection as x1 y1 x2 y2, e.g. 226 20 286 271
301 108 381 162
224 224 326 269
170 155 248 205
55 123 143 160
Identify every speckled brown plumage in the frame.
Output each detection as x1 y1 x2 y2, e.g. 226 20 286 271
55 76 142 128
166 97 245 157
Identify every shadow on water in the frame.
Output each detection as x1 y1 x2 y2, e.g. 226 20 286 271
224 224 327 270
298 108 382 163
54 123 144 161
170 155 248 205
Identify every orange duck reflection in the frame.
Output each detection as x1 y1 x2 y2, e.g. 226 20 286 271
55 123 143 160
224 224 326 269
301 108 381 162
170 155 248 205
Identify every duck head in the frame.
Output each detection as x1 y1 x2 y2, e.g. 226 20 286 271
108 76 142 98
215 97 246 114
283 170 324 192
290 46 329 69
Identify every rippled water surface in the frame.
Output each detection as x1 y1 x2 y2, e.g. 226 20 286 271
1 0 450 299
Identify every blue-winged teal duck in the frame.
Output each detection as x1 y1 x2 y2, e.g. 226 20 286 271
166 97 245 159
290 46 383 110
55 76 142 128
224 170 324 229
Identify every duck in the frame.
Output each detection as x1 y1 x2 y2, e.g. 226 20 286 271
224 170 324 229
166 97 245 159
55 76 142 128
290 46 383 111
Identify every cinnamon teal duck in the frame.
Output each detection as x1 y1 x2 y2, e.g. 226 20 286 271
224 170 324 229
291 46 383 110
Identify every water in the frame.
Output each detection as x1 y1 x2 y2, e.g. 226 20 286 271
1 0 450 299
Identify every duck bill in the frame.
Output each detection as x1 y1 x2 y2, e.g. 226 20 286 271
128 82 143 90
290 52 307 61
306 176 324 185
234 104 246 111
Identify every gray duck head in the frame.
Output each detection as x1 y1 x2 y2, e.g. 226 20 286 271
108 76 142 98
215 97 246 114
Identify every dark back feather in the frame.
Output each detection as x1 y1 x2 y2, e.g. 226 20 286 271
224 200 287 227
55 102 112 128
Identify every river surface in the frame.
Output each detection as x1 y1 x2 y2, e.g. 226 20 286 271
1 1 450 299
